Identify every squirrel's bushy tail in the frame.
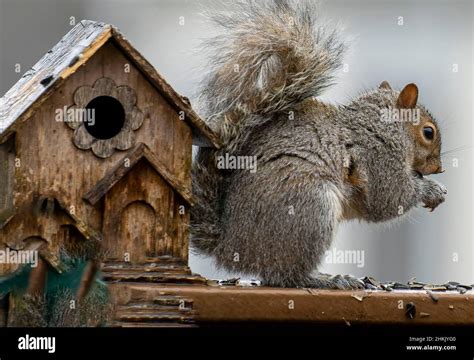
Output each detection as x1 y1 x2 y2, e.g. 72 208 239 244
200 0 346 135
191 0 346 256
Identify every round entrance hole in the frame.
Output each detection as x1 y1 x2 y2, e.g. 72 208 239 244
84 96 125 140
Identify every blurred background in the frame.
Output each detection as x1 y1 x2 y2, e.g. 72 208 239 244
0 0 472 284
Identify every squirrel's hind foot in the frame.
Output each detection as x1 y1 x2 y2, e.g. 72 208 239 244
304 273 366 290
262 273 365 290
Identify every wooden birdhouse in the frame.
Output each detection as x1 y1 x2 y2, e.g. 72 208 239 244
2 20 474 332
0 21 220 288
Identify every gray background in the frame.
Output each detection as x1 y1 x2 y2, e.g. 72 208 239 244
1 0 473 284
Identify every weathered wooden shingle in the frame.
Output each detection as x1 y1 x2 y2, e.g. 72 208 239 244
0 21 111 136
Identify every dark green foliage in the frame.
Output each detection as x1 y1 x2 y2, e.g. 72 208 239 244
8 293 47 327
1 254 112 327
47 282 113 327
8 280 112 327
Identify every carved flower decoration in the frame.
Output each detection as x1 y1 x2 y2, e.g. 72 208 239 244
67 77 144 158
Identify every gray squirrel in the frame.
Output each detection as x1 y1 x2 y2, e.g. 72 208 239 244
190 0 447 289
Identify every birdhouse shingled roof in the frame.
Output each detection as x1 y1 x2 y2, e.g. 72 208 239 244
0 20 221 148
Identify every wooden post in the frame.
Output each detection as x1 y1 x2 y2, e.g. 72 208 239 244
26 257 48 297
0 295 8 327
76 260 99 301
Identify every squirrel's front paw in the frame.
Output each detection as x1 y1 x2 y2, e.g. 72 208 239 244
421 179 447 212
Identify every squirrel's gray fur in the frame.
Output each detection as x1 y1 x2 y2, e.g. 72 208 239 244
191 0 447 289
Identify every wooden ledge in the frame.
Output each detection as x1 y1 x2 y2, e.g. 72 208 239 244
109 284 474 326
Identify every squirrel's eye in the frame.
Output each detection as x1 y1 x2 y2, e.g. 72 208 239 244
423 126 434 141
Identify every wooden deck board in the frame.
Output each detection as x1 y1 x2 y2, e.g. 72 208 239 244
109 283 474 326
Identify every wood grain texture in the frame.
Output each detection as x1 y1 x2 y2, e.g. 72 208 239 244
84 143 194 206
0 21 112 138
76 260 99 301
0 197 100 274
1 41 195 276
0 295 7 327
0 20 220 149
0 133 15 228
111 29 221 149
26 257 48 297
70 77 144 158
101 158 189 262
110 284 474 326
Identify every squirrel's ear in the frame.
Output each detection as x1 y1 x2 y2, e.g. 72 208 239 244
379 81 392 90
397 83 418 109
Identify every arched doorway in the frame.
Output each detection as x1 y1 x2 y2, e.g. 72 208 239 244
120 201 156 263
